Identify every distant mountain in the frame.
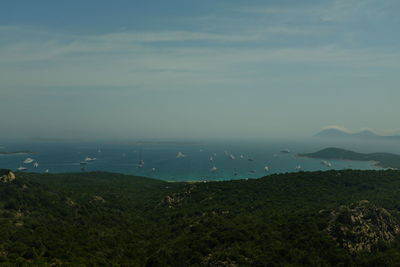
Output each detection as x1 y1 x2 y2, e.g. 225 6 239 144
315 128 354 138
352 130 380 139
315 128 400 140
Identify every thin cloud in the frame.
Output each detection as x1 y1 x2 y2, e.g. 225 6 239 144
322 125 352 133
239 0 395 23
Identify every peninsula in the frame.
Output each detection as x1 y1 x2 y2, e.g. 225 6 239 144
299 147 400 169
0 150 35 155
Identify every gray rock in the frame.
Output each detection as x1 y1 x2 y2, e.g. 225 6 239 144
326 200 400 252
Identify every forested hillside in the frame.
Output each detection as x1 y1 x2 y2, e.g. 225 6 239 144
2 170 400 266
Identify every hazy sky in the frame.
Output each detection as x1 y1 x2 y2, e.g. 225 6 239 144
1 0 400 140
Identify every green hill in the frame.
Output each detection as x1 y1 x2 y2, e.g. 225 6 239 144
2 170 400 265
299 147 400 169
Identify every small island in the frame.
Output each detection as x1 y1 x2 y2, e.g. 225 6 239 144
0 150 35 155
298 147 400 169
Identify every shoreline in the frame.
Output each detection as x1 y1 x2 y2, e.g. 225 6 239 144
298 155 391 170
0 151 35 155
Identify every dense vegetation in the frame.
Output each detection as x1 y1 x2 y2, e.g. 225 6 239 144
299 147 400 169
2 169 400 266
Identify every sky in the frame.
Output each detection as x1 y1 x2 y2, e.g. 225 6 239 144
1 0 400 140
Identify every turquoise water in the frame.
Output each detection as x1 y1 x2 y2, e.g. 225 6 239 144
1 138 397 181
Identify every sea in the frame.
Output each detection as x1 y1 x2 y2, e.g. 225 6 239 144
1 138 400 182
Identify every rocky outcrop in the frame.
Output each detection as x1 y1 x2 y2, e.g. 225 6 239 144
327 200 400 252
202 254 239 267
161 185 196 208
91 195 105 203
0 169 16 183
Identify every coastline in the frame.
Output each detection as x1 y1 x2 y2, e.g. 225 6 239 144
0 151 35 155
297 154 386 169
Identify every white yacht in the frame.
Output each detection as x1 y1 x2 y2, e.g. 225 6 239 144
264 166 269 172
85 157 96 162
23 158 34 164
176 152 186 158
210 166 217 172
17 166 27 171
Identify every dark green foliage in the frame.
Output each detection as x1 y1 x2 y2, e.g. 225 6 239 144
1 170 400 265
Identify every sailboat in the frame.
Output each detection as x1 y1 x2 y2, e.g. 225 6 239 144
210 166 217 172
321 160 332 167
85 157 96 162
137 159 145 168
33 162 39 168
137 149 144 168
